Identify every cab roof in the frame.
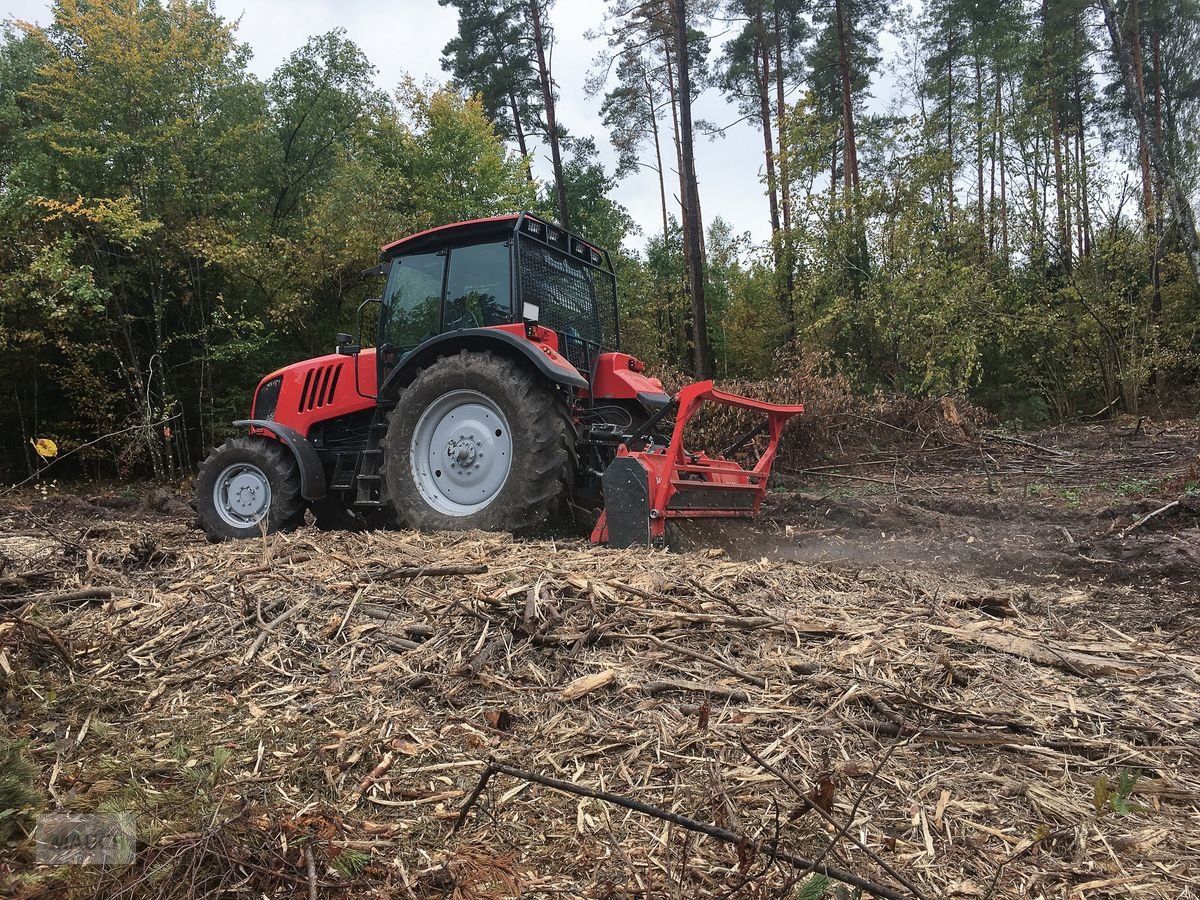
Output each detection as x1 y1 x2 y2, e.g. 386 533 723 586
379 215 521 259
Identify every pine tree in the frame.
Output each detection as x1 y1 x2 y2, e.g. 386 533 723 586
438 0 542 176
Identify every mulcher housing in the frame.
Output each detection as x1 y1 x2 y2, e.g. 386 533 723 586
203 213 803 546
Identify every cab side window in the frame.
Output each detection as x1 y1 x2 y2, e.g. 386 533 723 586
444 242 511 330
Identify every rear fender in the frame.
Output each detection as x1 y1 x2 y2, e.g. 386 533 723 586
589 352 670 410
378 327 587 401
233 420 326 501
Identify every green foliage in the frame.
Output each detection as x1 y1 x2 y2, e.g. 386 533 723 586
794 874 832 899
1116 477 1156 497
438 0 542 151
2 0 1199 480
0 738 41 845
1093 769 1142 816
332 847 372 877
394 80 536 229
0 3 535 479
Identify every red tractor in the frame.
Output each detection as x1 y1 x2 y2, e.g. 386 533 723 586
195 213 803 548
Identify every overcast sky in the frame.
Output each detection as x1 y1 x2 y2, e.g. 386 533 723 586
4 1 901 253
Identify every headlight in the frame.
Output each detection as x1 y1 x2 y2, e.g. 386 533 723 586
253 376 282 421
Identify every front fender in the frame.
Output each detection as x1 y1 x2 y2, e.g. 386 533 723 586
378 327 588 401
233 419 326 501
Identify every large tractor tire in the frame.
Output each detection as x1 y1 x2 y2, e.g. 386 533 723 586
195 435 306 541
383 351 575 533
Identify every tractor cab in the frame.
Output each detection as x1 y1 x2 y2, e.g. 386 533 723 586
374 214 618 383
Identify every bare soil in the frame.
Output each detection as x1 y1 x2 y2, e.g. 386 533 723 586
1 417 1197 899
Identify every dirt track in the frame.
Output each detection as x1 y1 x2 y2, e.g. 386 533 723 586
1 418 1198 899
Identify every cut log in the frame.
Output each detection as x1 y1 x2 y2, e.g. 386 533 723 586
558 670 617 701
931 626 1139 677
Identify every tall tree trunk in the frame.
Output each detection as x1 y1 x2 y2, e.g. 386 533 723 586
494 38 533 182
664 43 688 226
671 0 711 379
664 39 693 369
945 45 955 225
646 66 674 361
1101 0 1200 288
774 3 795 339
752 4 785 324
1031 128 1044 261
1049 98 1070 270
833 0 859 200
975 54 985 253
1075 82 1091 258
528 0 568 228
999 81 1009 263
989 73 998 253
830 128 839 208
508 91 534 183
645 71 670 243
1129 0 1155 226
1151 24 1165 395
664 38 693 329
1044 0 1071 272
754 19 782 243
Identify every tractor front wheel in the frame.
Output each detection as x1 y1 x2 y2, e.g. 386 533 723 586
195 436 306 541
383 351 574 533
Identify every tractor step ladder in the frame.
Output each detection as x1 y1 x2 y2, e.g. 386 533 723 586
354 409 391 507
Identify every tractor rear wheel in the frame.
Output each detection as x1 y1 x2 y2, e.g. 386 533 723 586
195 436 306 541
383 351 574 533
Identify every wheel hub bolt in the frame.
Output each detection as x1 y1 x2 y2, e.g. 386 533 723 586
447 438 478 468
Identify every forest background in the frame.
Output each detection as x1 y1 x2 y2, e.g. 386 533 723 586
1 0 1197 481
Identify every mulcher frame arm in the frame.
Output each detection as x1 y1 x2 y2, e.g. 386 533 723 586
591 380 804 548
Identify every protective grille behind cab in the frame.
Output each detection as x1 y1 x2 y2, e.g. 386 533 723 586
519 240 618 374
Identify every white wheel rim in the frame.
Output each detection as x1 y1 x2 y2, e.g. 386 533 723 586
410 389 513 517
213 463 272 528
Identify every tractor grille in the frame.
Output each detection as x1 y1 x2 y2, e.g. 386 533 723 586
298 362 343 412
519 240 618 373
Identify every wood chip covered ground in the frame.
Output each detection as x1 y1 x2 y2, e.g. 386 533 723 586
2 419 1199 898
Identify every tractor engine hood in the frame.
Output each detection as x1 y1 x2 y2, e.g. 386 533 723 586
251 350 378 435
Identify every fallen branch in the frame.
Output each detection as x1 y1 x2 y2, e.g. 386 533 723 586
982 431 1071 457
242 597 313 664
741 741 929 900
1 587 114 607
454 759 912 900
0 570 56 590
354 751 395 796
304 843 318 900
371 564 488 581
5 614 74 669
644 678 749 703
558 669 617 701
1120 500 1181 539
624 634 767 688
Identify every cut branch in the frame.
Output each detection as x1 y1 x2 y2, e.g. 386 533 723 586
454 759 913 900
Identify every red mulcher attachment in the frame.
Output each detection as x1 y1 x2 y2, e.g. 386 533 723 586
590 381 804 548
